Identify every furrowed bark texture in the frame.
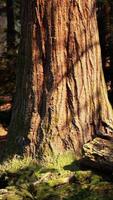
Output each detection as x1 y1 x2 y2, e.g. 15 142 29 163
8 0 113 158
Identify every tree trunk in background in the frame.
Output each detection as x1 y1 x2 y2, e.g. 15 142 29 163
8 0 113 159
97 0 113 105
97 0 111 70
6 0 15 69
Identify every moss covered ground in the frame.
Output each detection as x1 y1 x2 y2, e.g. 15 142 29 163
0 155 113 200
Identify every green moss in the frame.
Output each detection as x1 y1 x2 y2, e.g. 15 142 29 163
75 170 92 183
2 194 22 200
16 187 34 199
0 156 113 200
91 174 102 185
0 156 33 173
48 176 69 187
46 151 76 172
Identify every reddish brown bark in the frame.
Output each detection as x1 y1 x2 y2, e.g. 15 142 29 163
8 0 113 159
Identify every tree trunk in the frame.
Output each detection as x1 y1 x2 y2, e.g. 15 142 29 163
6 0 15 57
8 0 113 160
6 0 16 80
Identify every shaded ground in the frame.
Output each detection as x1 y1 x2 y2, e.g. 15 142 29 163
0 95 12 135
0 156 113 200
0 95 12 154
0 64 15 136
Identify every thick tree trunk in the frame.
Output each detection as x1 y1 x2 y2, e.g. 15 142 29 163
8 0 113 159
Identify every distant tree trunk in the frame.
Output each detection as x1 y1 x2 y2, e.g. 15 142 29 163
97 0 113 105
8 0 113 159
6 0 15 68
97 0 111 70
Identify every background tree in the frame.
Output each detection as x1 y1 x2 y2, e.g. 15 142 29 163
6 0 15 63
0 0 20 97
7 0 113 160
97 0 113 105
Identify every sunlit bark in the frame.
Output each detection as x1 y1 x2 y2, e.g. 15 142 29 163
8 0 113 159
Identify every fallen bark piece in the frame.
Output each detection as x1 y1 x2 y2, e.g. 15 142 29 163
83 137 113 172
33 172 52 185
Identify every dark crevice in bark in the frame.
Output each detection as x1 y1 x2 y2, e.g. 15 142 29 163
48 107 51 125
43 2 54 91
38 89 47 119
66 83 74 115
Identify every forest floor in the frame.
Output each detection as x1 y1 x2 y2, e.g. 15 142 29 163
0 155 113 200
